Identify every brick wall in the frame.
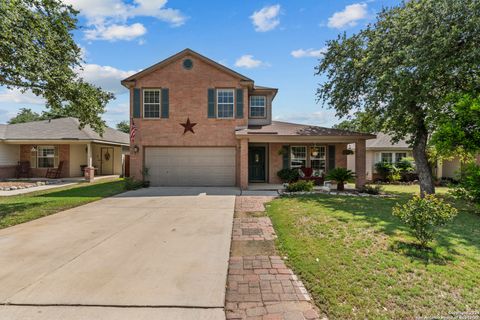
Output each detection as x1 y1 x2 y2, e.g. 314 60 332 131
0 166 16 179
130 54 249 182
19 144 70 178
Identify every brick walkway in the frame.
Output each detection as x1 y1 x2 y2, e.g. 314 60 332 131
227 196 323 320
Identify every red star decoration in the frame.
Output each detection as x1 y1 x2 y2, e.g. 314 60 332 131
180 117 197 134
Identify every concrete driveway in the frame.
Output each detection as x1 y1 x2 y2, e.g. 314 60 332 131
0 188 236 319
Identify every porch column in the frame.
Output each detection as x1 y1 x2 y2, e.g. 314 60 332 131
85 143 95 182
239 138 249 190
355 139 366 188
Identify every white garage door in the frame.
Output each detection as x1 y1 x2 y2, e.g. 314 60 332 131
145 147 236 186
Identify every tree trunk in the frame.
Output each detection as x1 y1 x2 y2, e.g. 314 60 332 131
412 127 435 196
337 181 345 191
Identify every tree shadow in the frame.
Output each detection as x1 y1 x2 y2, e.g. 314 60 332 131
0 202 39 220
389 240 454 265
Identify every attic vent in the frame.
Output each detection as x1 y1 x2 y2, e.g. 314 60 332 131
183 58 193 70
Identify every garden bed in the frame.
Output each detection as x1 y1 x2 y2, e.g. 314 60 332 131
0 180 60 191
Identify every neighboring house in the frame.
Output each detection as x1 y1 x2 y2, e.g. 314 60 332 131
121 49 375 188
0 118 129 179
347 132 480 181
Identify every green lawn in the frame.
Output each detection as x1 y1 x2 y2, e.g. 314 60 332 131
267 185 480 319
0 179 127 229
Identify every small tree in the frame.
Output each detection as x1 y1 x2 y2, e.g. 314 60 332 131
8 108 43 124
392 195 458 247
116 121 130 133
326 168 355 191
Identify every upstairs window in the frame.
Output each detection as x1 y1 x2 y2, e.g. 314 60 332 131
250 96 266 118
217 89 234 118
143 89 161 118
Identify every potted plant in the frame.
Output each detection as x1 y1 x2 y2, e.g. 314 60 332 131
141 166 150 188
326 167 355 191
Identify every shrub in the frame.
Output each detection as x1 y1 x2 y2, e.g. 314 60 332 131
396 157 415 172
286 180 314 192
450 163 480 211
392 195 458 247
375 162 401 182
277 168 300 183
358 184 383 195
326 167 355 191
125 177 144 190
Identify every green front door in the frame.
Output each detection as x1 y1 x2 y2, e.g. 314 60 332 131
249 146 266 182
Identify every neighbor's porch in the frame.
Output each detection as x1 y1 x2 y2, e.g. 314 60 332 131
238 138 367 189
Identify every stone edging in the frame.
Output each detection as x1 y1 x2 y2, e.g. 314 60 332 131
0 180 62 191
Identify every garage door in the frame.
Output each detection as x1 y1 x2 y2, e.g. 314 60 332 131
145 147 236 186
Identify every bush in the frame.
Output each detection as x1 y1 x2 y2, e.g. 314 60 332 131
125 177 144 190
392 195 458 247
375 162 402 182
358 184 383 195
326 167 355 191
286 180 314 192
396 157 415 172
277 168 299 183
455 163 480 203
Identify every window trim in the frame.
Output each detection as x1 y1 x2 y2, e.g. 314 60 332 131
142 88 161 119
249 95 266 119
216 88 235 119
37 145 58 168
290 145 307 169
395 152 407 163
381 152 393 164
310 146 326 174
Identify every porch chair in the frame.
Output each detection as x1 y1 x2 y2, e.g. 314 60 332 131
15 161 31 178
298 167 325 186
46 161 65 179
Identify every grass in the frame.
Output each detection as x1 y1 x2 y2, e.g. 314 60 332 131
267 185 480 319
0 179 127 229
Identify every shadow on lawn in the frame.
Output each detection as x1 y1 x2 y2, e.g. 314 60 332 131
293 193 480 264
39 180 126 198
0 202 39 220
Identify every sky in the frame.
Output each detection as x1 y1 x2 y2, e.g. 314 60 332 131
0 0 400 128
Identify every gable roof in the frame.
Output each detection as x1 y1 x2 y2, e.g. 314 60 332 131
121 48 254 87
0 118 129 145
236 121 375 138
366 133 410 149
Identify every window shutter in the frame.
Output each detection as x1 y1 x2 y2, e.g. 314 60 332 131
208 88 215 118
282 145 290 169
328 145 336 171
161 88 169 118
236 89 244 118
133 88 141 118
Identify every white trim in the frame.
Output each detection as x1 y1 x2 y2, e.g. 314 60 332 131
37 145 58 168
216 88 235 119
143 88 161 119
249 95 266 118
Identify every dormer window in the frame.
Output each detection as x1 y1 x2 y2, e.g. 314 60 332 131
250 96 266 118
217 89 235 118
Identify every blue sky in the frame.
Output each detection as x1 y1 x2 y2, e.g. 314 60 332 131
0 0 400 128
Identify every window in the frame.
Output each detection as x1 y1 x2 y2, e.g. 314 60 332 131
37 146 58 168
250 96 266 118
395 153 407 162
143 89 161 118
310 146 326 175
381 152 393 164
291 146 307 168
217 89 234 118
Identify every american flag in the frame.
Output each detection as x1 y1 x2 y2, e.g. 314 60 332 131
130 119 137 143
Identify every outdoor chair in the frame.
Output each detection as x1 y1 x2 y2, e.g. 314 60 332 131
298 167 324 186
15 161 31 178
46 161 64 179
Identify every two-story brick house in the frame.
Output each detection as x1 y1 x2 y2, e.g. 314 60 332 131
121 49 374 189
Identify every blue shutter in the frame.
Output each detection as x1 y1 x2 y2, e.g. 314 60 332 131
282 145 290 169
208 88 215 118
133 88 141 118
161 88 169 118
328 145 336 171
236 89 244 118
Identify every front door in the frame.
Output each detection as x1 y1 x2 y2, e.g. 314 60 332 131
100 147 114 175
249 146 266 182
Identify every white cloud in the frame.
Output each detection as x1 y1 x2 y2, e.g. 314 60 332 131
327 3 368 29
234 55 267 69
291 48 326 58
0 88 45 105
250 4 281 32
76 64 137 94
63 0 186 41
85 23 147 41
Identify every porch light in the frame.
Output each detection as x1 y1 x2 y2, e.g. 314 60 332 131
133 145 139 154
31 146 37 152
311 146 319 157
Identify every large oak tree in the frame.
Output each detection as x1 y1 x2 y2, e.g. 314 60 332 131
316 0 480 195
0 0 113 133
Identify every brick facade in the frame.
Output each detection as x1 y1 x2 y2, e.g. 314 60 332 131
19 144 70 178
0 166 16 179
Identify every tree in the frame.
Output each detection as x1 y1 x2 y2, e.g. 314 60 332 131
116 120 130 133
0 0 114 133
430 94 480 158
333 111 380 133
316 0 480 196
8 108 43 124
